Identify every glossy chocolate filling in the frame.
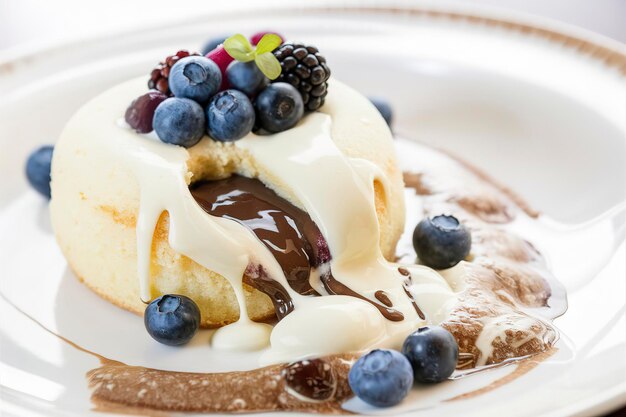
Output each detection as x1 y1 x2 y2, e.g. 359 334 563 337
191 175 404 321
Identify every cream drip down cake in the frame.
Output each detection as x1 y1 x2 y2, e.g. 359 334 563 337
44 32 565 412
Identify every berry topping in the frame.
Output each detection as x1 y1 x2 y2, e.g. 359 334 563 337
201 35 228 56
273 42 330 111
368 97 393 127
348 349 413 408
137 34 328 147
206 45 235 91
226 61 267 96
153 98 205 148
206 90 255 142
144 294 201 346
169 56 222 103
25 145 53 199
148 50 199 96
412 215 471 269
250 31 284 46
402 326 459 383
124 91 167 133
255 82 304 133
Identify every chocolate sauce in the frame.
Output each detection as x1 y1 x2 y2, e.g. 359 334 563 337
321 274 404 321
398 267 410 276
245 264 294 319
191 176 402 322
192 176 326 293
192 176 326 318
403 286 426 320
283 359 337 401
398 267 426 320
374 290 393 307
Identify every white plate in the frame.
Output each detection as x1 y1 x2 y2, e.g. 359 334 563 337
0 3 625 417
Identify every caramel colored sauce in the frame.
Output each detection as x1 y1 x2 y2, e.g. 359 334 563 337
88 355 355 414
447 348 557 401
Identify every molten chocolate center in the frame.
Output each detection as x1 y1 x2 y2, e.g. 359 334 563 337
190 175 403 321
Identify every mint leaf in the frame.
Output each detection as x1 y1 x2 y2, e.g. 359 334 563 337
255 52 282 80
224 33 283 79
224 34 255 62
255 34 282 55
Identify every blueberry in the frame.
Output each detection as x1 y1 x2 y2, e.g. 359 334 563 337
201 35 228 56
255 82 304 133
206 90 255 142
124 91 167 133
169 56 221 103
368 97 393 127
348 349 413 407
412 215 471 269
226 61 266 96
144 294 201 346
153 98 206 147
25 145 54 199
402 326 459 383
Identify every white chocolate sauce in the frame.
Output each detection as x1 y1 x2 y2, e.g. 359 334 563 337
54 76 560 368
120 110 458 363
109 90 457 363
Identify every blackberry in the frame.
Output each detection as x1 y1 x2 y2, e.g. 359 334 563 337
273 42 330 111
148 50 200 96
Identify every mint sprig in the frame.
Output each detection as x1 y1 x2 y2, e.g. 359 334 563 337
223 33 282 80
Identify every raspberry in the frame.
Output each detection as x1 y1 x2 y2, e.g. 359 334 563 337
206 45 234 91
250 31 284 46
148 50 199 96
273 43 330 111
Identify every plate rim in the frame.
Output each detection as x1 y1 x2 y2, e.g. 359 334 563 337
0 2 625 75
313 4 626 75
